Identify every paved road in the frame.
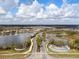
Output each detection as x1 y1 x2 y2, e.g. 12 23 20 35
26 34 56 59
26 33 79 59
26 37 36 59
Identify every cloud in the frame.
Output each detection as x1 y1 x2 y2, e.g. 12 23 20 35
0 0 19 18
14 0 19 4
15 0 79 25
0 0 78 19
16 0 79 19
16 0 60 18
55 3 79 18
16 0 43 18
0 0 79 24
0 7 6 14
0 6 13 18
64 4 79 17
5 12 13 18
36 8 48 18
45 4 59 17
0 0 19 11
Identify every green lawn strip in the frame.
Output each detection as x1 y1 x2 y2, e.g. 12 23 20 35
0 47 30 54
46 43 79 58
0 39 33 58
0 50 17 54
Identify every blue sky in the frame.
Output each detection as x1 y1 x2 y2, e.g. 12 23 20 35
0 0 79 14
0 0 78 14
0 0 79 24
10 0 79 14
20 0 79 7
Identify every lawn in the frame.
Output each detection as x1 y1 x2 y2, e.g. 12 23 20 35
46 43 79 58
0 48 29 54
0 39 33 59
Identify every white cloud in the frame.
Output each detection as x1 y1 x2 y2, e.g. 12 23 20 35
45 4 59 17
0 7 13 19
16 0 60 18
0 0 79 24
0 0 20 18
46 4 58 11
53 3 79 18
8 1 79 25
16 0 43 18
36 8 48 18
0 7 6 14
0 0 19 11
16 0 79 19
64 4 79 17
0 0 78 19
5 12 13 18
14 0 19 4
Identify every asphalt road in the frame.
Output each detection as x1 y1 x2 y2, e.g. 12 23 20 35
26 37 36 59
26 33 79 59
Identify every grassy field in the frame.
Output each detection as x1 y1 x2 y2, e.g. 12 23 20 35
46 43 79 58
0 48 29 54
0 39 33 59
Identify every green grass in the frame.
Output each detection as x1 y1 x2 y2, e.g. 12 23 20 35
46 43 79 58
0 48 30 59
0 45 30 54
0 49 16 54
0 39 33 59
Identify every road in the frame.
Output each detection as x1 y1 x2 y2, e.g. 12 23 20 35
26 37 36 59
26 33 56 59
26 33 79 59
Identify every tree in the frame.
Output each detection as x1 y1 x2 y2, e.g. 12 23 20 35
74 39 79 49
42 31 46 42
49 39 54 44
54 40 65 47
67 31 77 36
68 39 75 49
25 39 31 48
36 34 42 52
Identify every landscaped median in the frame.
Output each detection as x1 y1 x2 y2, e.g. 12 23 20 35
0 38 33 59
46 43 79 58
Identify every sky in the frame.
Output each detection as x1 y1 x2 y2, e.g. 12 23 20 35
2 0 79 14
20 0 79 7
0 0 79 25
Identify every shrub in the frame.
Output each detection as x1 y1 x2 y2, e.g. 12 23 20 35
66 31 77 36
68 39 79 49
54 40 65 47
36 34 42 47
36 34 42 52
42 31 46 41
49 40 54 44
25 39 31 48
49 40 65 47
68 39 75 49
74 39 79 49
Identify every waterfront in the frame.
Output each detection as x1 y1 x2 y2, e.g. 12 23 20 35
0 25 79 59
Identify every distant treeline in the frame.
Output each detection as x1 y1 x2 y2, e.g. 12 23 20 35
0 25 79 28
